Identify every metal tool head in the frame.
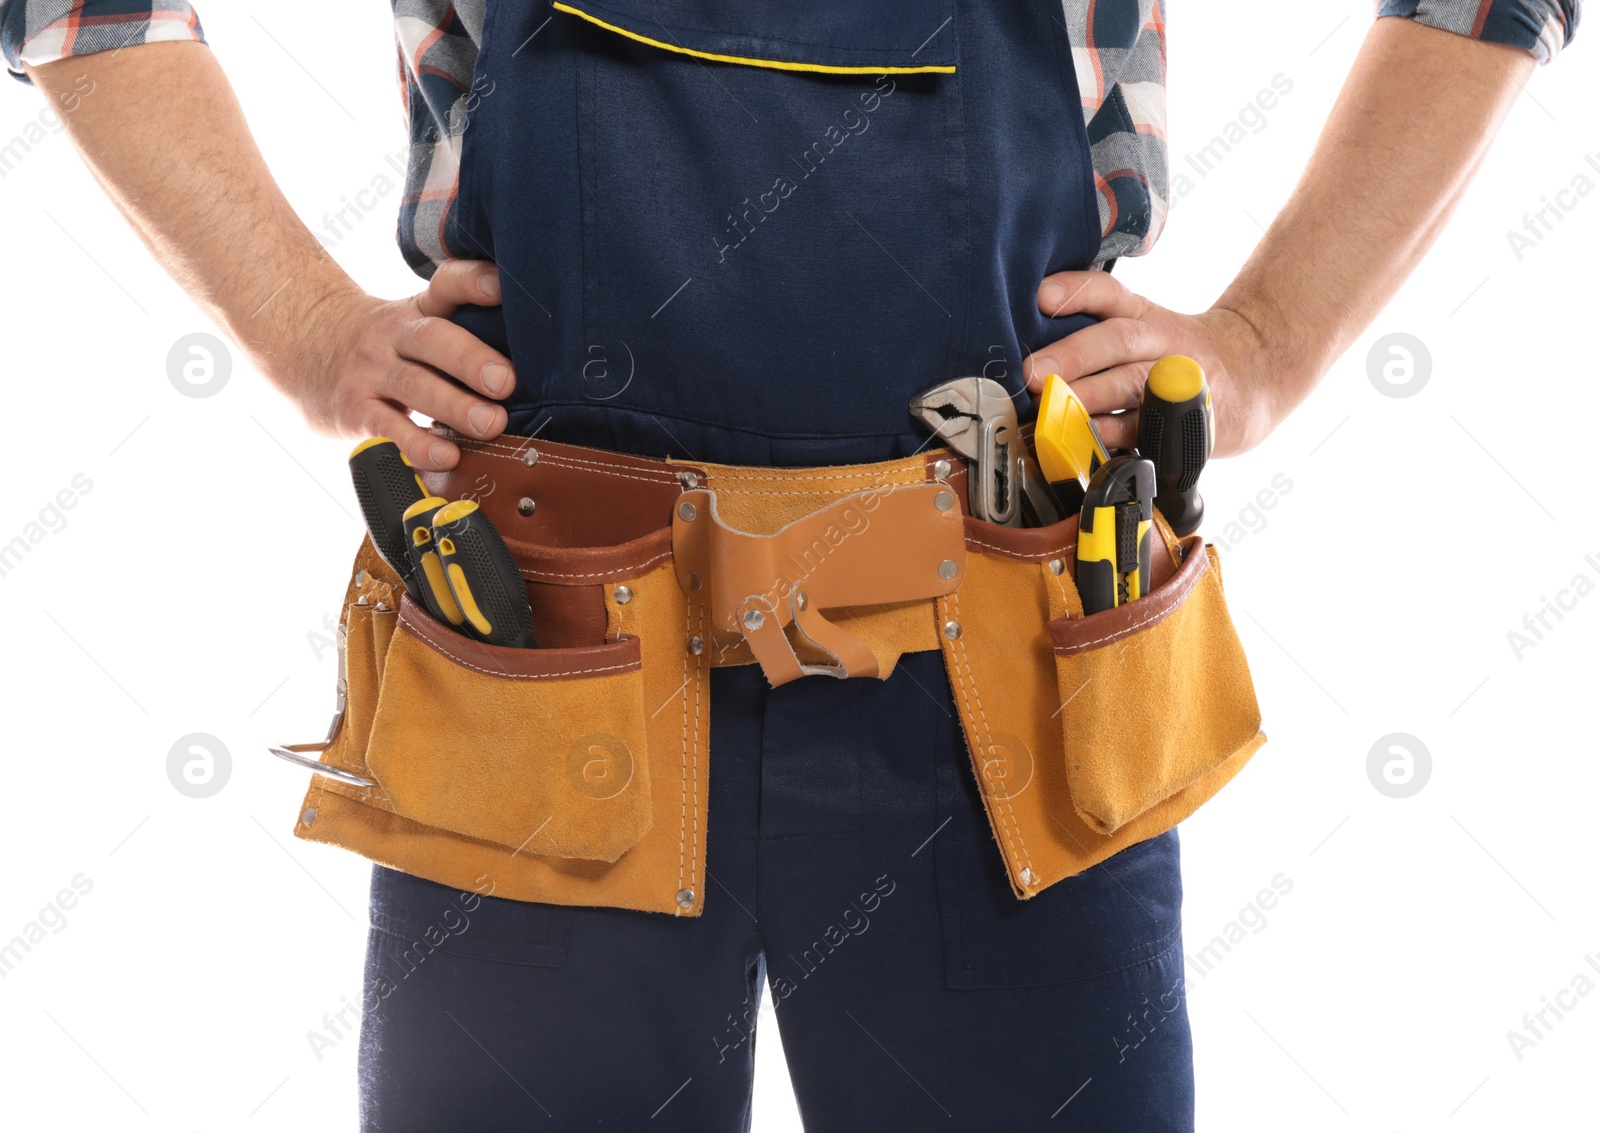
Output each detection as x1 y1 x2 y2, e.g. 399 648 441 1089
908 377 1019 462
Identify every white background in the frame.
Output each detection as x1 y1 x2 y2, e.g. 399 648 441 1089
1 2 1595 1130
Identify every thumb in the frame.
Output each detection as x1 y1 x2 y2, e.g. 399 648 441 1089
417 259 501 319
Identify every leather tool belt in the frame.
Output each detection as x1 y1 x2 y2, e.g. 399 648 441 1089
285 428 1265 916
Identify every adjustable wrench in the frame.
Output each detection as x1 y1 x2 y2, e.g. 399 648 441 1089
909 377 1060 526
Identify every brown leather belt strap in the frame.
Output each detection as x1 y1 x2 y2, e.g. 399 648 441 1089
422 427 987 680
422 426 975 546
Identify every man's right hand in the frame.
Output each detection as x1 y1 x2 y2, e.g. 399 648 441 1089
289 261 514 472
27 41 513 473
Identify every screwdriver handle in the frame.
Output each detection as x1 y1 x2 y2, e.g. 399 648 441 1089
401 497 468 629
348 437 429 601
1136 356 1213 538
433 500 538 649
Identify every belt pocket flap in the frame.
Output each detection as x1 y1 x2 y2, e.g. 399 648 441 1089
554 0 957 73
1051 538 1262 837
366 595 653 863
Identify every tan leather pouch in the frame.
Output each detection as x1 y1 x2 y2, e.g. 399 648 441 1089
937 512 1266 900
294 523 711 918
1049 533 1263 837
363 594 651 863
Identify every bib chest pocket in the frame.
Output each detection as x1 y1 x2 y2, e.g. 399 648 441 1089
556 0 968 439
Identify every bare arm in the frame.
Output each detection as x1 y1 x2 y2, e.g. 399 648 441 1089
1023 17 1538 456
26 40 511 471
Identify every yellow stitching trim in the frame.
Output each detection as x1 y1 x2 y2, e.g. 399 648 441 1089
552 2 956 75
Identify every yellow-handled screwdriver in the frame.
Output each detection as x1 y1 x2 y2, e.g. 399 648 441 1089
1075 455 1155 616
1033 373 1110 516
401 497 468 628
1136 355 1213 538
348 437 429 601
433 499 538 648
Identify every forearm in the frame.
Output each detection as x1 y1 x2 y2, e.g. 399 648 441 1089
1215 16 1534 432
26 41 360 392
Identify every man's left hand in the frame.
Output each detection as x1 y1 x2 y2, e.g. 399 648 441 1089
1023 270 1277 458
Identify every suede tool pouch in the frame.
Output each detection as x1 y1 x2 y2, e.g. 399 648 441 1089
1049 534 1262 837
363 593 652 864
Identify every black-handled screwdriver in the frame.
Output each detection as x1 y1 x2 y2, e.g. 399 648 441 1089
432 499 538 648
348 437 428 601
402 497 468 629
1136 356 1213 538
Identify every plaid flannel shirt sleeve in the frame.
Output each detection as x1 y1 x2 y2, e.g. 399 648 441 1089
2 0 204 79
1377 0 1580 63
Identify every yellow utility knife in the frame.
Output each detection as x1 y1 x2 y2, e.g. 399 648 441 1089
1034 373 1109 516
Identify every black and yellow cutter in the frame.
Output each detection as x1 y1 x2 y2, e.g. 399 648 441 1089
432 499 538 649
1075 455 1155 616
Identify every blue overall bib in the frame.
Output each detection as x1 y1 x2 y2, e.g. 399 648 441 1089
362 3 1192 1128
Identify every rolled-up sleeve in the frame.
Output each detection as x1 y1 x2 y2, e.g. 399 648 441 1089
3 1 204 79
1377 0 1580 63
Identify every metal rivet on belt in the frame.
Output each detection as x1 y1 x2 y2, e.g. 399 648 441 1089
354 569 368 586
1019 867 1035 887
934 490 956 512
356 594 370 607
1048 558 1066 576
938 559 958 581
743 608 765 631
375 601 392 612
687 571 703 591
518 497 536 516
933 458 952 480
615 585 634 605
678 470 700 490
794 591 808 611
943 619 962 640
676 888 696 909
678 501 697 522
520 446 539 467
300 807 317 827
688 635 704 655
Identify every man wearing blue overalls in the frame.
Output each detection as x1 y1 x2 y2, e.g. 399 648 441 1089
8 1 1578 1128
